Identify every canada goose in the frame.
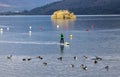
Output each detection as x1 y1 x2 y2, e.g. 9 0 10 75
94 60 98 64
91 56 102 61
57 57 62 61
80 64 87 71
83 66 87 70
83 56 88 59
27 58 32 61
22 59 26 61
105 65 109 71
43 62 47 66
80 64 84 68
36 56 43 60
96 56 102 60
7 55 12 59
73 56 77 60
70 64 74 68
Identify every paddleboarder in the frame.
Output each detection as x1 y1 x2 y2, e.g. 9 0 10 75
60 33 64 44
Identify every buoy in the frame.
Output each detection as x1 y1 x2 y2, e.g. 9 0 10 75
86 28 89 32
29 26 32 30
57 25 59 28
0 28 3 31
7 27 9 31
70 34 73 40
64 26 67 30
91 24 94 30
40 26 42 31
0 28 3 35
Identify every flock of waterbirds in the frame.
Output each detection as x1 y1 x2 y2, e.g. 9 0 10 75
6 55 109 71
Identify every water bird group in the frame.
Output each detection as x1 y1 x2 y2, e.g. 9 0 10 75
22 58 32 61
22 56 43 61
5 55 110 72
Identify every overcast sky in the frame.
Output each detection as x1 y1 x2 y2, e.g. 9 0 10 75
0 0 60 12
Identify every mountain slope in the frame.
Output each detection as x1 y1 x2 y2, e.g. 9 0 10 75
0 0 60 12
29 0 120 15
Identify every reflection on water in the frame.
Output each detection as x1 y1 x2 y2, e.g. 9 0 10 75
60 45 64 54
28 30 32 37
51 19 75 29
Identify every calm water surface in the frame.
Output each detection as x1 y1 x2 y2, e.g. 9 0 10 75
0 15 120 77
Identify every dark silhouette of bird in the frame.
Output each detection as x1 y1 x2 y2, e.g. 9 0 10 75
22 58 26 61
80 64 84 67
27 58 32 61
43 62 47 66
91 56 102 61
105 65 109 71
95 56 102 61
83 66 87 70
36 56 43 60
80 64 87 71
7 55 12 59
94 60 98 64
73 56 77 60
57 57 62 61
70 64 74 68
83 56 88 59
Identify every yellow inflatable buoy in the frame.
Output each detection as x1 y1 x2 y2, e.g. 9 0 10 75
70 34 73 39
65 42 69 45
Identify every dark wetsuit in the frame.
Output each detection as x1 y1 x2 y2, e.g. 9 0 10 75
60 33 64 43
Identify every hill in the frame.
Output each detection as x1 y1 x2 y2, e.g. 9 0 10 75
1 0 120 15
29 0 120 15
0 0 59 12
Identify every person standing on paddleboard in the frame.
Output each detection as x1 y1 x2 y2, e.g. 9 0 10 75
60 33 64 44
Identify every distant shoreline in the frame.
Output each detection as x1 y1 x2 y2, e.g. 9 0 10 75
0 14 120 17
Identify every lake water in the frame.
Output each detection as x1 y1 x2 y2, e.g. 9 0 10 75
0 15 120 77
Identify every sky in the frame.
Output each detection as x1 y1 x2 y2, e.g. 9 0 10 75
0 0 60 12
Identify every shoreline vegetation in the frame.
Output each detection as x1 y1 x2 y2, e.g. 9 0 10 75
0 15 120 17
51 10 76 19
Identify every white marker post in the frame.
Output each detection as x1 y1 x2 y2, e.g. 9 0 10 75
29 26 32 30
